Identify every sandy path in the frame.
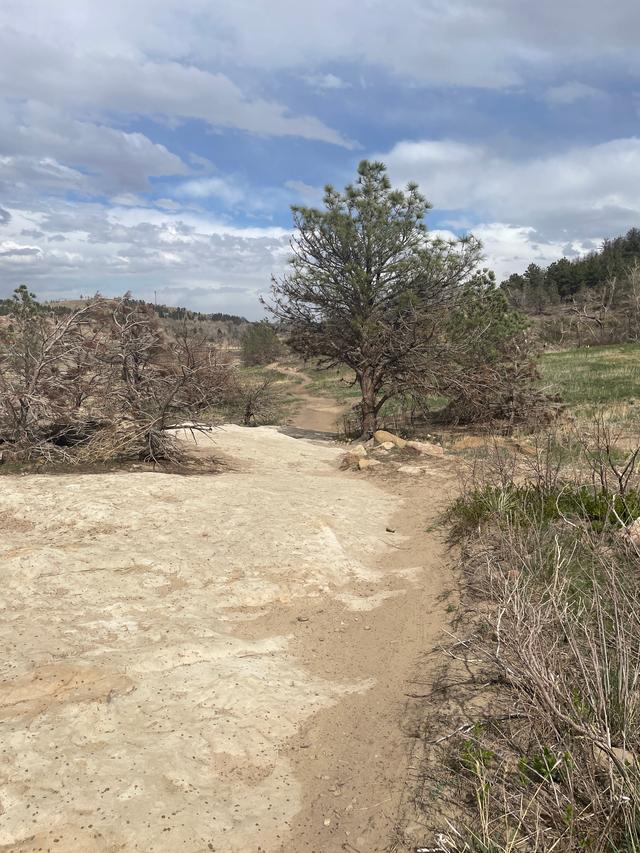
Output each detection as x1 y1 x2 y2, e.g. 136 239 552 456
277 365 350 434
0 426 454 852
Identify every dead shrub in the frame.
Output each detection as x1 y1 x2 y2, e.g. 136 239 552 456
0 289 236 465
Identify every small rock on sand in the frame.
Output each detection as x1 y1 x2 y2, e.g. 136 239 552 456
358 458 381 470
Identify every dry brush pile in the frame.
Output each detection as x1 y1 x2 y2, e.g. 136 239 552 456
0 287 239 465
405 420 640 853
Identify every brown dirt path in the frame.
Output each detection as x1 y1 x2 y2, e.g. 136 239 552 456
0 426 455 853
273 467 457 853
276 364 351 434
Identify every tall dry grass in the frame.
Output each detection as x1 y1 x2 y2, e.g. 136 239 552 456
412 421 640 852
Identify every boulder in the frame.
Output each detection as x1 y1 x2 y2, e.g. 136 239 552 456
358 458 381 470
377 441 395 451
406 439 445 458
350 444 368 457
373 430 406 448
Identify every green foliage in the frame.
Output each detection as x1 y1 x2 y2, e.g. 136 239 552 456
150 301 247 324
459 728 496 773
266 159 485 434
518 747 567 784
502 227 640 304
450 483 640 534
241 321 283 366
4 283 43 319
439 285 550 427
447 284 527 360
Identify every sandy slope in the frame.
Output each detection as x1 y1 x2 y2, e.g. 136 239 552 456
0 425 454 852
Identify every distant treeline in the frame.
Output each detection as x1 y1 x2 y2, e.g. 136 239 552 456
502 227 640 312
501 229 640 346
152 302 248 325
0 293 248 326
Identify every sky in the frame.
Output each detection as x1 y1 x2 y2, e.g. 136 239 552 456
1 1 640 318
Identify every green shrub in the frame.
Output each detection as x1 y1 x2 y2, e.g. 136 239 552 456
241 321 283 366
449 483 640 534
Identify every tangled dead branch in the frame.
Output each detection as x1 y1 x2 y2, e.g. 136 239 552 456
0 288 236 465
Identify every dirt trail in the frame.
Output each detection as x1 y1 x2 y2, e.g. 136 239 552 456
0 425 455 853
278 364 350 434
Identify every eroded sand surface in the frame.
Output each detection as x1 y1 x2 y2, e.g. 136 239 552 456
0 426 452 852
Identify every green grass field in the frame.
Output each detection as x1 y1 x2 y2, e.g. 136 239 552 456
539 343 640 427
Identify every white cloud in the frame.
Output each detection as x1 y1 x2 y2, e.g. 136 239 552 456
0 201 290 317
0 27 354 148
0 240 42 260
1 0 638 306
380 137 640 241
471 224 581 281
3 0 637 90
284 180 324 204
0 101 189 199
175 176 246 206
544 81 605 105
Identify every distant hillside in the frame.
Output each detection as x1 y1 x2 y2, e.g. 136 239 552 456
145 301 251 346
501 229 640 346
0 294 252 346
502 228 640 312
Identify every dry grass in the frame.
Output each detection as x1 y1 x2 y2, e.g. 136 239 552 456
401 421 640 853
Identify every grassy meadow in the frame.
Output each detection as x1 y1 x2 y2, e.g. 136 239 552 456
539 342 640 428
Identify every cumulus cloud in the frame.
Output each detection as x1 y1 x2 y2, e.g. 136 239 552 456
0 241 42 259
469 224 594 281
0 201 290 317
0 26 354 149
380 137 640 241
0 105 189 199
374 136 640 277
3 0 637 90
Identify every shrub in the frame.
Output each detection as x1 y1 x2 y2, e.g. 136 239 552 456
241 321 283 366
0 289 235 465
410 423 640 852
449 483 640 535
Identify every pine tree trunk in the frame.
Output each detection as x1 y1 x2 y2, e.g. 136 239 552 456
359 370 377 438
